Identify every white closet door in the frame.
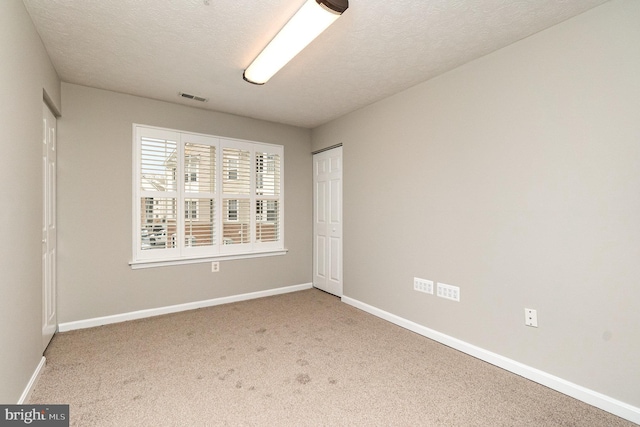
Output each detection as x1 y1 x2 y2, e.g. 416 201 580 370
313 147 342 297
42 102 57 351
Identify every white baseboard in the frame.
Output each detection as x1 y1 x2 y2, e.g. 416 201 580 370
59 283 312 332
18 357 46 404
341 295 640 425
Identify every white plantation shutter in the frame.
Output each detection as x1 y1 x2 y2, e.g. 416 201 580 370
184 198 215 246
133 125 284 266
256 152 280 196
137 130 179 258
255 151 281 244
222 147 251 194
222 199 251 244
183 139 216 252
256 199 279 242
221 145 251 249
140 137 177 192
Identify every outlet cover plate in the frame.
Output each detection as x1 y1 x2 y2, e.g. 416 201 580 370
525 308 538 327
436 282 460 302
414 277 434 294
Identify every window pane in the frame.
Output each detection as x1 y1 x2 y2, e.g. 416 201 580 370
256 152 280 196
140 137 177 192
184 143 215 193
184 198 215 247
140 197 177 250
223 199 250 244
222 148 250 194
256 199 279 242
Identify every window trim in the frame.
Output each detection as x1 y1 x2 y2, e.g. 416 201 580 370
129 249 288 270
131 124 285 268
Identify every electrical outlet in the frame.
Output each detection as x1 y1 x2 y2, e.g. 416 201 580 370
413 277 434 294
436 282 460 302
525 308 538 327
211 261 220 272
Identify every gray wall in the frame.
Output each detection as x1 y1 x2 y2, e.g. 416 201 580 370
57 83 312 323
0 0 61 403
312 0 640 407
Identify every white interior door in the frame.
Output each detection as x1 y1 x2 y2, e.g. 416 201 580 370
42 102 57 351
313 147 343 297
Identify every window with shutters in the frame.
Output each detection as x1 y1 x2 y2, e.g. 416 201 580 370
131 125 285 268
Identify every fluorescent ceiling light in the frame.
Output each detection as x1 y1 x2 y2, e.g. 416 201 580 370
243 0 349 85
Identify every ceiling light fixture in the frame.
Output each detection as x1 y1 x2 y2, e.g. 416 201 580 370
243 0 349 85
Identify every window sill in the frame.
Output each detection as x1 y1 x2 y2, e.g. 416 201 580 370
129 249 288 270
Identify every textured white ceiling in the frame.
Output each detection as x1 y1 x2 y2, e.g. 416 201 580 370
23 0 609 128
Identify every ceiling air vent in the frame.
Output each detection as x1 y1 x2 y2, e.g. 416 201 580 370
179 92 208 103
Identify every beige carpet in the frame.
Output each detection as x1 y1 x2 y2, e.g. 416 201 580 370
30 289 634 426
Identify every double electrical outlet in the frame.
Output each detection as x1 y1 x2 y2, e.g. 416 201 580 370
414 277 460 302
